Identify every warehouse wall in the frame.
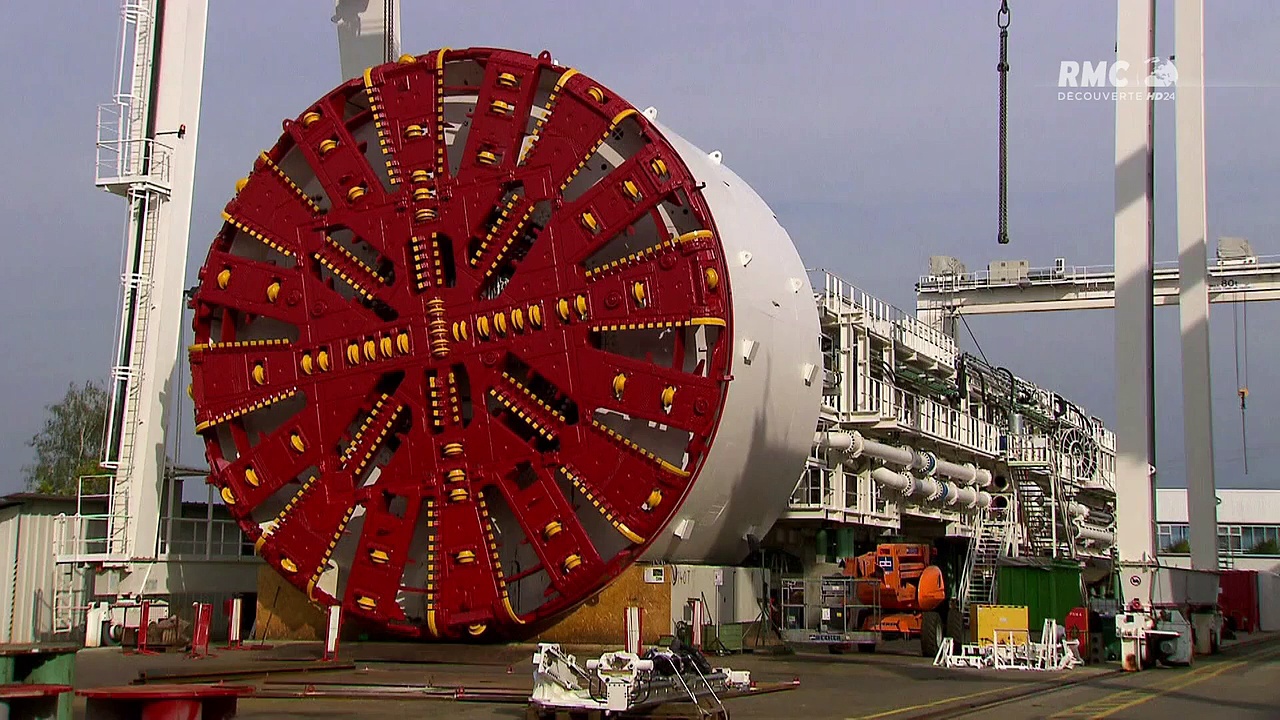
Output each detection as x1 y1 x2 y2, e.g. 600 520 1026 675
256 562 677 644
0 501 89 644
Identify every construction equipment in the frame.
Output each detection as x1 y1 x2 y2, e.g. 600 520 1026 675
840 543 963 656
187 46 822 641
530 639 756 716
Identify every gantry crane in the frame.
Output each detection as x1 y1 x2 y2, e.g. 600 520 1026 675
918 0 1225 669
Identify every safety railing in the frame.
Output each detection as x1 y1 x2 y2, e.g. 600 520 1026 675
789 463 834 509
1004 434 1115 492
917 255 1280 294
95 102 173 192
856 376 1001 456
778 576 882 648
815 270 957 370
788 452 899 521
918 260 1164 292
1006 434 1056 466
52 475 123 563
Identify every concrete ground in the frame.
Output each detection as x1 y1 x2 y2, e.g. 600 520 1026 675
65 633 1280 719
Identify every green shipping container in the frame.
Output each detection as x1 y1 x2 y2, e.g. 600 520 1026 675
996 561 1083 637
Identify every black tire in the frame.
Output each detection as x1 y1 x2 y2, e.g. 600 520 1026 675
921 611 943 657
945 602 965 643
857 643 877 653
828 644 846 655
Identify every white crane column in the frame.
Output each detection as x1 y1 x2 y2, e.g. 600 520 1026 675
1173 0 1219 577
1113 0 1159 608
95 0 208 584
1175 0 1221 655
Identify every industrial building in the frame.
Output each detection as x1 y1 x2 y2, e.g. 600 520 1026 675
1157 489 1280 573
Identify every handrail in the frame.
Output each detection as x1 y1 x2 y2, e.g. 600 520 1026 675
852 376 1002 456
813 268 957 365
95 102 173 190
917 255 1280 292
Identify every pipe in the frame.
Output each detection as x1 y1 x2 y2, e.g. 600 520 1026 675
869 467 991 510
816 431 992 487
870 466 915 494
815 430 862 457
933 457 993 488
1066 502 1114 526
859 436 917 468
1074 522 1115 547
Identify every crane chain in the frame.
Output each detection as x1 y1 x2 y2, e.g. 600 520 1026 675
997 0 1011 245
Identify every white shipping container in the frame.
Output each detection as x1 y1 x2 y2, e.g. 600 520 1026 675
1258 571 1280 632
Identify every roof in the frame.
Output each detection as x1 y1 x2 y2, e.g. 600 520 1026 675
0 492 81 510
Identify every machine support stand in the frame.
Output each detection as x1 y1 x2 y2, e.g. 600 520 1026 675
1191 611 1218 655
322 605 342 662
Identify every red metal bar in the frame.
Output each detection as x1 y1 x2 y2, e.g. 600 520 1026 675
187 603 214 659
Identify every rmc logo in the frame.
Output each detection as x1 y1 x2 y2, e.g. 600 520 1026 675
1057 57 1177 100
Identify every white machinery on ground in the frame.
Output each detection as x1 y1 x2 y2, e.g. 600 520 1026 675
531 642 750 714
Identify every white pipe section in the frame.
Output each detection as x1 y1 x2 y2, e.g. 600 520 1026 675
1075 522 1116 548
860 436 917 468
1067 501 1115 526
871 467 914 494
815 431 993 487
815 430 862 456
870 467 992 510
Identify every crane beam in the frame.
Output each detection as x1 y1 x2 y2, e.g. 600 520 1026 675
915 258 1280 321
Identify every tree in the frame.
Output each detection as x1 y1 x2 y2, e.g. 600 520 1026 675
1164 538 1190 554
23 380 110 495
1249 539 1280 556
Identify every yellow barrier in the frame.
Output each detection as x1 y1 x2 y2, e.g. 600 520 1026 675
971 604 1029 646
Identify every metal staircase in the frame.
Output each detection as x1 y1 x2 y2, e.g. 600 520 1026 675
1218 537 1236 570
958 511 1012 625
1013 467 1057 557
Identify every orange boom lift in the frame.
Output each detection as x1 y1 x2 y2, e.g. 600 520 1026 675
841 543 962 656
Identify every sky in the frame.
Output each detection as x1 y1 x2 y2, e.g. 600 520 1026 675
0 0 1278 494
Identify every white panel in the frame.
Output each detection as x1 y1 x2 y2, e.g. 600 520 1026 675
1175 0 1219 573
0 505 63 644
642 127 823 565
1259 572 1280 632
117 0 208 571
1154 489 1190 524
